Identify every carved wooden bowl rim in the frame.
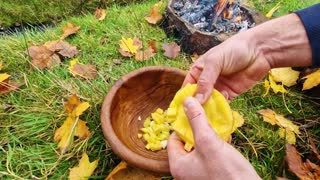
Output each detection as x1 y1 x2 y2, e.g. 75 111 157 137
101 66 187 173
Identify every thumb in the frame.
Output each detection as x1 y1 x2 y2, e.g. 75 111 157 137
184 97 224 151
195 64 219 104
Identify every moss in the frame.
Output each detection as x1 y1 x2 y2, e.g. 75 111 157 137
0 0 141 28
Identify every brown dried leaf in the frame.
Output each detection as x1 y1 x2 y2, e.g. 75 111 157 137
106 161 161 180
145 3 163 24
148 40 157 53
0 73 21 94
162 42 181 59
135 46 155 62
95 8 107 21
286 144 318 179
61 22 80 39
309 138 320 161
25 45 62 69
44 40 78 58
69 59 97 80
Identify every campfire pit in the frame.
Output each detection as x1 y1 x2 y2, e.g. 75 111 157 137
164 0 267 54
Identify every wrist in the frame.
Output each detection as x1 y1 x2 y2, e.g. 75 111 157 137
249 13 312 68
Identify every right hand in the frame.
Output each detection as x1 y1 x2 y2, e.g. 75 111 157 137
183 31 271 103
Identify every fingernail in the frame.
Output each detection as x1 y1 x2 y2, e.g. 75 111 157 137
195 94 204 102
184 97 195 111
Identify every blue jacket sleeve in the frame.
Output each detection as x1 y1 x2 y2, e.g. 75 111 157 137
295 4 320 67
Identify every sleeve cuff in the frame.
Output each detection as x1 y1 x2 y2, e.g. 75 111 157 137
295 4 320 67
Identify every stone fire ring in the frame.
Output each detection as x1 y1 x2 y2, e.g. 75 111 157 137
164 0 268 54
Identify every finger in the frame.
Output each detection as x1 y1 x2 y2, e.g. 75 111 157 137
184 97 224 151
182 58 204 87
167 132 188 164
195 64 220 104
183 97 213 141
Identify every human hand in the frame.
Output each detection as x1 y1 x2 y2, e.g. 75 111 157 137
167 97 260 180
184 14 312 104
183 32 271 103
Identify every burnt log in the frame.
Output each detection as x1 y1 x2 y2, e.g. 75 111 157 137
163 0 268 54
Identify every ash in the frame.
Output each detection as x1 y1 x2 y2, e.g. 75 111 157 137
172 0 255 34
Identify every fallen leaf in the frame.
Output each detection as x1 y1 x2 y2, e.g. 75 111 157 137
191 52 199 62
278 128 296 144
25 45 61 69
266 0 283 18
44 40 78 58
270 67 300 87
258 109 300 144
54 94 91 153
69 152 98 180
285 144 319 179
106 161 161 180
119 37 140 56
69 59 97 80
0 73 21 94
95 8 107 21
162 42 181 59
135 46 155 62
302 69 320 90
61 22 80 39
264 75 287 95
309 138 320 161
145 3 163 24
148 40 158 53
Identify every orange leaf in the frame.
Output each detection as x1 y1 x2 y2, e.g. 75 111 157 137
162 42 181 59
145 3 163 24
61 22 80 39
135 46 155 62
54 94 91 153
106 161 161 180
191 52 199 62
0 73 21 94
148 40 158 53
69 153 98 180
69 59 97 80
95 8 107 21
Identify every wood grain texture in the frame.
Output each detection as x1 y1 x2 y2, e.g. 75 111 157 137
101 66 186 173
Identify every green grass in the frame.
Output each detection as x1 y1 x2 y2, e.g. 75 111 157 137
0 0 142 28
0 0 319 179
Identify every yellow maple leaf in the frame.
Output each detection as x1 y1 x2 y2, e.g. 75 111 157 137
266 0 283 18
264 75 287 96
278 128 296 144
0 73 10 82
54 95 91 153
69 152 98 180
270 67 300 87
302 69 320 90
119 37 139 54
258 109 300 144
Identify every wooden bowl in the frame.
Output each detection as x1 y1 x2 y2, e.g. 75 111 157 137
101 66 186 173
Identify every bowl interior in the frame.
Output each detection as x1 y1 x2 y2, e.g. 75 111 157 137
102 66 186 173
